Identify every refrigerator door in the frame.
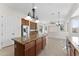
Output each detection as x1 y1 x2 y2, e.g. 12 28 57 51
21 25 30 40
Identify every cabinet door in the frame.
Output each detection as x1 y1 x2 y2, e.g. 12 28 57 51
30 21 37 29
15 41 25 56
36 38 42 55
70 43 75 56
66 39 75 56
66 39 71 56
42 36 46 49
25 41 35 56
74 49 79 56
25 46 35 56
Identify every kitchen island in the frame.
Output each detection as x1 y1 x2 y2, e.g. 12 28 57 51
12 18 48 56
13 34 47 56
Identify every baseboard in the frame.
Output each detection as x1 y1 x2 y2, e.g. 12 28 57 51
0 43 14 49
48 36 66 40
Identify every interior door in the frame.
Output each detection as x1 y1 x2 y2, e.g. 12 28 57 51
1 16 21 48
0 16 8 48
1 16 12 48
0 16 3 49
4 16 14 47
0 16 21 48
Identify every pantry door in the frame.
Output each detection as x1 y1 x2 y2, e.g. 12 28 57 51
0 16 21 48
1 16 13 48
0 16 7 48
2 16 14 47
1 16 14 48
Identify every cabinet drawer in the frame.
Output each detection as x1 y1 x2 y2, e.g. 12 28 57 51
25 41 35 50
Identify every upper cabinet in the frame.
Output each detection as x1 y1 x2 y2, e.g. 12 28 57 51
21 18 38 38
21 18 37 30
30 21 37 30
21 18 29 26
21 18 48 38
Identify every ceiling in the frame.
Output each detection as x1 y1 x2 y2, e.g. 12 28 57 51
2 3 78 23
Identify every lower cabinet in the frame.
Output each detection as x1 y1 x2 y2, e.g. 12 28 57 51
74 49 79 56
15 40 35 56
66 39 79 56
70 43 75 56
25 41 36 56
36 38 42 55
42 36 46 49
14 36 47 56
15 41 25 56
66 39 71 56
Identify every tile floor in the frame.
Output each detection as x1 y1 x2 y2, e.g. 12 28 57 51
0 37 67 56
39 38 67 56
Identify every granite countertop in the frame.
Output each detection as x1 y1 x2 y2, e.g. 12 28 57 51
12 34 47 45
67 36 79 52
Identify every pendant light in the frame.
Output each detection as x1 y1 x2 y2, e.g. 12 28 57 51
32 3 39 23
32 3 37 19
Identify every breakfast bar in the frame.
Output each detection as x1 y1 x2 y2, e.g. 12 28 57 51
13 34 47 56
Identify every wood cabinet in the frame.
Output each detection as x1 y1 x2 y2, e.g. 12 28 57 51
21 18 29 26
25 41 36 56
30 21 37 29
14 18 47 56
42 36 46 49
74 49 79 56
21 18 38 39
66 39 79 56
70 43 75 56
14 36 47 56
14 40 36 56
15 41 25 56
36 38 42 55
66 39 71 56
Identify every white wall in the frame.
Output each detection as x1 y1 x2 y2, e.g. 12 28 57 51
48 24 60 32
48 24 68 39
0 4 26 49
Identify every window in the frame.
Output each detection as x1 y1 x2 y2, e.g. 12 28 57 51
71 20 79 28
71 19 79 33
